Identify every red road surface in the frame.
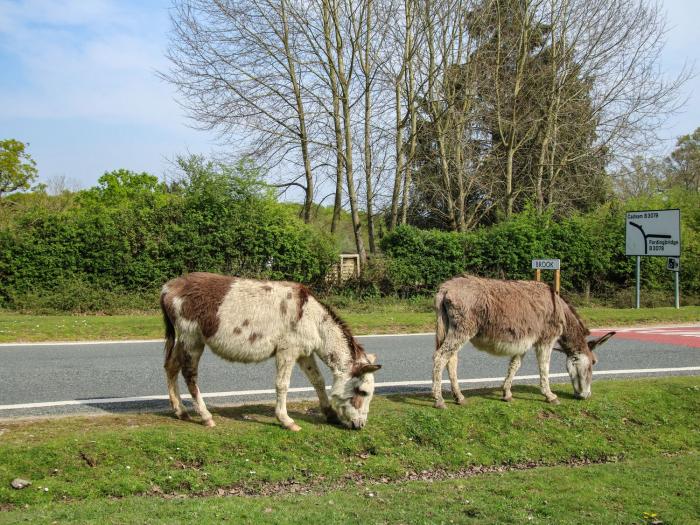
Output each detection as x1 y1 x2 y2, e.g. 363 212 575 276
591 326 700 348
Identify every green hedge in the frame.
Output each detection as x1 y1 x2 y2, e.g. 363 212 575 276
1 160 697 311
0 160 337 311
380 192 700 302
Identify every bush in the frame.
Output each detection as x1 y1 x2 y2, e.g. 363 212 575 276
0 158 337 311
380 225 467 295
377 194 700 304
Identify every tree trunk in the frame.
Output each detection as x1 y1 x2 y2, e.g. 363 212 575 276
322 0 345 234
390 79 404 230
280 0 313 222
363 0 376 253
332 0 367 265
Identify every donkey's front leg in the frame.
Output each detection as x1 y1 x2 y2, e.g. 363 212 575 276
535 345 559 404
298 355 339 424
275 352 301 431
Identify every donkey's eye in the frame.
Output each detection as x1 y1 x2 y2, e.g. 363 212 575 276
354 388 368 397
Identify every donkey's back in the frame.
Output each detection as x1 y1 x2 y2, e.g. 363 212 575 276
161 272 323 363
436 275 564 353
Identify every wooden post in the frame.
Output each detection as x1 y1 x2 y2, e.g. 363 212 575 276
535 269 541 282
554 269 560 295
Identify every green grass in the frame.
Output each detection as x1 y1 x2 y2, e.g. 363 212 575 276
1 304 699 343
579 305 700 327
1 455 696 524
0 377 698 523
0 313 164 343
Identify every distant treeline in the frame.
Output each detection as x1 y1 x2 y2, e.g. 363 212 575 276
0 157 698 312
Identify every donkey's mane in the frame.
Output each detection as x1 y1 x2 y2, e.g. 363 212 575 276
317 300 366 362
558 293 590 338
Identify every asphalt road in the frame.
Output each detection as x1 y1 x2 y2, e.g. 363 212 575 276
1 329 698 419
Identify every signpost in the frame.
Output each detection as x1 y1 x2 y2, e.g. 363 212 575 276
625 209 681 309
667 257 680 309
532 259 561 294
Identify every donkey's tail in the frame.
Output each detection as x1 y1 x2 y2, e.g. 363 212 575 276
160 292 176 364
435 290 450 350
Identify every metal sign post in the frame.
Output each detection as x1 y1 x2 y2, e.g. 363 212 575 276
667 257 680 309
532 259 561 294
635 256 640 309
625 209 681 309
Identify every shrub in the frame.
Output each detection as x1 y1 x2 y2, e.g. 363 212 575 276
0 159 337 310
377 193 699 304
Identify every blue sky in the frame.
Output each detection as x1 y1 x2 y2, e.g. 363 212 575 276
0 0 699 190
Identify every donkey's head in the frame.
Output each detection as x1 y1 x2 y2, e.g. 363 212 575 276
329 353 381 430
560 332 615 399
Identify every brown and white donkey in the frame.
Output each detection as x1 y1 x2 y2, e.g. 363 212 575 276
160 272 381 430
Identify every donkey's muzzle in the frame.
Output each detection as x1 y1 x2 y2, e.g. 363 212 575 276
350 420 366 430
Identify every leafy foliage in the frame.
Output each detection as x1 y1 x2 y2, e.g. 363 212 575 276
0 139 38 197
0 157 336 310
381 195 699 301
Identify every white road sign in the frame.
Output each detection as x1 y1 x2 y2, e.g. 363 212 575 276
532 259 560 270
625 209 680 257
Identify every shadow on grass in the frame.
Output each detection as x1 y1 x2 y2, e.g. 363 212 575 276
151 402 340 431
385 384 579 407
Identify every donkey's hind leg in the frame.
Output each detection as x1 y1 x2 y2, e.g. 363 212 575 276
447 352 465 405
501 354 522 402
298 355 339 424
433 335 467 409
180 343 215 427
165 340 190 421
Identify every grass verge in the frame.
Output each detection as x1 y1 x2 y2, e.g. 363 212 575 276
0 376 698 522
1 305 699 343
1 455 696 524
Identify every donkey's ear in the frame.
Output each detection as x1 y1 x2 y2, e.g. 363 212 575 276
366 353 377 364
353 363 381 376
588 331 616 350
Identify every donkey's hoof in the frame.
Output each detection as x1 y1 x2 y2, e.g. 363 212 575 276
177 412 192 421
501 395 512 403
434 401 447 410
455 397 466 405
547 397 560 405
203 419 216 428
285 423 302 432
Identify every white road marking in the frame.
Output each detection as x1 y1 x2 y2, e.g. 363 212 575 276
0 333 437 348
1 366 698 411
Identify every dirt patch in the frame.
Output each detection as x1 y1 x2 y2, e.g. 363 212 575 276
141 455 622 501
172 459 204 471
580 409 601 420
80 451 97 468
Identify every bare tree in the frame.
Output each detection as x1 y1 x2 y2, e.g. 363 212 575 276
537 0 691 212
164 0 689 239
163 0 318 222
